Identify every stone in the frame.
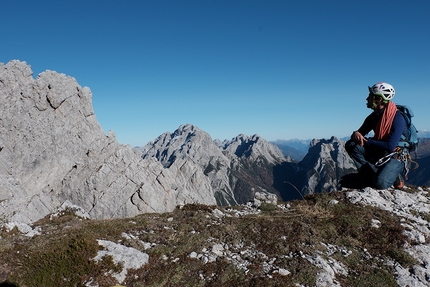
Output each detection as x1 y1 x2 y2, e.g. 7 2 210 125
94 239 149 284
276 268 291 276
188 251 198 259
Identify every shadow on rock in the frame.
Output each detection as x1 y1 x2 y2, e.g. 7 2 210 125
340 173 372 189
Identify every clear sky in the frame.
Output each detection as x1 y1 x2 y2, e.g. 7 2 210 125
2 0 429 147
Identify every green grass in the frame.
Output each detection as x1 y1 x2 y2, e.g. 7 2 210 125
0 190 421 287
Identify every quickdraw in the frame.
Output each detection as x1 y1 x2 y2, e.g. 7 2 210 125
375 147 419 180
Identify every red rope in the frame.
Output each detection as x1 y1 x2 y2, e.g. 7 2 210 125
374 101 397 142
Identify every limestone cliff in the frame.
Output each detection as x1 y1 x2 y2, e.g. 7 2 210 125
0 60 215 224
140 124 290 205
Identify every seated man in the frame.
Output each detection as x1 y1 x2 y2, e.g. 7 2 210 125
345 82 406 189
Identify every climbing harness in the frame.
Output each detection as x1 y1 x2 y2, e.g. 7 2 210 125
375 147 419 180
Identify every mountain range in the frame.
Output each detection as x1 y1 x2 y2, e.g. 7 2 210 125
1 60 429 226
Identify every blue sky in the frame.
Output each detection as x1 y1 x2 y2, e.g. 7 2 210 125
2 0 429 147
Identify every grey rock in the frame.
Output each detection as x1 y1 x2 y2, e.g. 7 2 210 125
141 124 289 205
188 251 198 259
276 268 291 276
0 60 216 224
94 239 149 284
346 187 430 286
2 221 41 237
255 191 278 204
141 124 238 205
305 254 346 287
221 133 287 164
300 136 356 196
212 243 225 256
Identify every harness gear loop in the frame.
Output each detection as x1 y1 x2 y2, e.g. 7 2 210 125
375 152 396 167
375 147 419 180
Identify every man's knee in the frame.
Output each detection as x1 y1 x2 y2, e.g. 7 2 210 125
373 176 392 190
345 139 355 155
373 172 398 190
345 140 365 158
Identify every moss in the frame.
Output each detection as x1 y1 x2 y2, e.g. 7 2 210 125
258 202 277 212
348 267 397 287
11 234 100 286
387 248 418 268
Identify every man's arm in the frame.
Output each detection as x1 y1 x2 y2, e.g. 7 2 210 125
365 112 406 152
351 113 374 146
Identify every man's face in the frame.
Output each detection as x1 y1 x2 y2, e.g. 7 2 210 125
366 93 374 109
366 93 382 109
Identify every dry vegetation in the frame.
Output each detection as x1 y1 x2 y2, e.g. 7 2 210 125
0 189 423 287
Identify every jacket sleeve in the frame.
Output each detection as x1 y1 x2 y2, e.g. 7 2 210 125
366 112 406 152
356 113 374 136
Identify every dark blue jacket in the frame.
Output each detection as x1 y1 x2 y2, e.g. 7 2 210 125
357 108 406 154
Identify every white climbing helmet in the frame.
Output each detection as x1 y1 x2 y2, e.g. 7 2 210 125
368 82 395 102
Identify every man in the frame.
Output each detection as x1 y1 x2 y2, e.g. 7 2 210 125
345 82 406 189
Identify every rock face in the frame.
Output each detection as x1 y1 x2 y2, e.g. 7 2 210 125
273 137 357 201
408 138 430 187
140 124 290 205
0 60 215 224
299 137 357 194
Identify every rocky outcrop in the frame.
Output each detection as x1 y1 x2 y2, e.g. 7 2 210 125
346 186 430 286
140 124 290 205
0 60 215 224
100 186 430 286
299 137 356 195
141 124 237 205
274 137 356 201
221 133 290 164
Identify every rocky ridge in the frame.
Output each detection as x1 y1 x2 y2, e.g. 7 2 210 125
345 187 430 287
299 137 357 195
171 187 430 286
140 124 291 205
0 60 215 224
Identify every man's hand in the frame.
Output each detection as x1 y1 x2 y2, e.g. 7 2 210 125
352 131 367 146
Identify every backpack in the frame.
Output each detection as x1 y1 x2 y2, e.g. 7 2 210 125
396 105 419 152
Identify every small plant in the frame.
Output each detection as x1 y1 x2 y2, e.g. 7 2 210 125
258 202 276 212
387 248 418 268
